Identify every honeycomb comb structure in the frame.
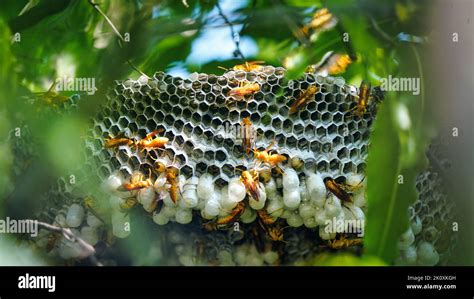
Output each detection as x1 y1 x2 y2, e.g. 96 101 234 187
86 67 376 185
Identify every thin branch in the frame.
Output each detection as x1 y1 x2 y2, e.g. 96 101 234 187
127 60 150 79
216 1 245 60
89 0 150 78
88 0 125 42
29 219 103 266
369 16 396 46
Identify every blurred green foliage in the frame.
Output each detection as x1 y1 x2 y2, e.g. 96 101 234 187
0 0 435 265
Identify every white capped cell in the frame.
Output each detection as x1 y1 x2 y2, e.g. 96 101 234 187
287 212 304 227
398 227 415 250
204 198 221 217
228 177 247 203
111 211 131 238
176 208 193 224
80 226 99 246
152 211 169 225
306 172 326 202
66 204 85 228
417 242 439 266
282 169 299 191
283 189 301 209
137 186 156 212
197 174 214 200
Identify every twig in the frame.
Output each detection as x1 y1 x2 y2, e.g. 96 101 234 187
369 16 396 46
89 0 150 78
216 1 245 60
88 0 125 42
127 60 150 79
28 219 103 266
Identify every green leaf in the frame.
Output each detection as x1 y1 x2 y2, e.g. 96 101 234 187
309 252 386 266
364 99 404 263
8 0 72 32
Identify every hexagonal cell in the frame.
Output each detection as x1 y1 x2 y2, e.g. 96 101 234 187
191 81 202 91
322 142 332 153
257 102 268 114
229 110 239 122
181 165 194 177
144 106 155 119
352 131 362 142
203 130 213 142
164 115 174 126
210 117 222 130
282 119 293 133
195 161 207 175
271 117 282 130
208 165 220 177
232 144 244 159
193 148 204 160
136 115 147 126
191 112 202 124
297 138 309 151
329 159 340 172
342 162 353 173
264 130 275 140
317 102 327 111
332 136 342 147
202 114 212 127
134 102 146 113
218 106 229 119
316 126 326 138
99 165 112 178
327 102 338 113
279 106 289 117
286 136 297 148
268 104 278 114
310 140 321 152
310 111 320 121
222 163 235 177
317 160 328 172
109 124 121 136
213 135 224 147
193 126 204 137
173 135 185 148
337 148 348 159
356 162 366 173
154 110 165 123
224 138 234 150
293 123 304 135
321 112 332 122
215 149 227 162
333 112 343 123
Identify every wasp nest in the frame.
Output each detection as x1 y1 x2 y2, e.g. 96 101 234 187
397 139 456 266
83 66 380 243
